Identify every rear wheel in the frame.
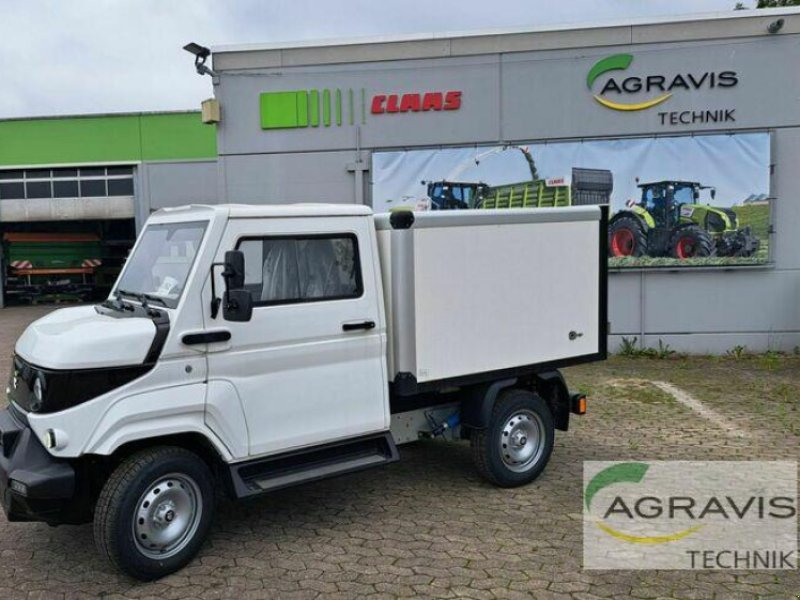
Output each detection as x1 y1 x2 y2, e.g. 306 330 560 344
609 216 648 257
94 447 215 581
669 226 715 259
471 389 555 487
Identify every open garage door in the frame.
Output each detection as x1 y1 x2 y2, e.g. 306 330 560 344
0 166 137 304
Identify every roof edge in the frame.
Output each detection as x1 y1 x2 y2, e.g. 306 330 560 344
0 109 202 125
211 7 800 55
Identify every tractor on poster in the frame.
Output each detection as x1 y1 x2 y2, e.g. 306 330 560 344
608 180 760 259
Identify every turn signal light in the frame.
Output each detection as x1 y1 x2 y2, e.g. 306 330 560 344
571 393 587 415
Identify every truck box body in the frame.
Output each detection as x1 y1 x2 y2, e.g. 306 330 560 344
375 206 606 392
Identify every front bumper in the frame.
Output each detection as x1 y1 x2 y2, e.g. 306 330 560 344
0 405 77 524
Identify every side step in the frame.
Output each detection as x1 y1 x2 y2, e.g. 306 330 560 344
229 432 399 498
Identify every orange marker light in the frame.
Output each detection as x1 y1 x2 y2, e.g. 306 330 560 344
571 393 587 415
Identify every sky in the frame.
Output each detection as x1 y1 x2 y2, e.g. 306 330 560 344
0 0 756 119
371 134 771 212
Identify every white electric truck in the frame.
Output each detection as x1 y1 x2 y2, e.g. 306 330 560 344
0 203 606 580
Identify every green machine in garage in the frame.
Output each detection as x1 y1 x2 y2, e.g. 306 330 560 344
608 180 761 259
2 232 103 302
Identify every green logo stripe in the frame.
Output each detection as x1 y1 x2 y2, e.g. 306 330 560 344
309 90 320 127
322 89 331 127
586 54 633 89
260 88 365 130
259 90 309 129
585 462 649 510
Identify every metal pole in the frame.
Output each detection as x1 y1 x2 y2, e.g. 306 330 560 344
639 270 646 348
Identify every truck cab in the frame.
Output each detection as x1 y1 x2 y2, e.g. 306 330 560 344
1 203 605 580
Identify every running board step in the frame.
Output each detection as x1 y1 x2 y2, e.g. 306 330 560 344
229 432 399 498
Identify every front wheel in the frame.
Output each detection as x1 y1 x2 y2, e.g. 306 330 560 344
94 447 215 581
471 389 555 487
669 225 716 259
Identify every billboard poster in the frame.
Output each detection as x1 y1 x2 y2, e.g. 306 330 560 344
371 133 770 268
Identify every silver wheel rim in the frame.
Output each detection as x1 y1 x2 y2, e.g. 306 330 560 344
499 409 545 473
132 473 203 559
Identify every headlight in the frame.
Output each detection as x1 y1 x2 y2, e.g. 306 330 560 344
31 376 44 411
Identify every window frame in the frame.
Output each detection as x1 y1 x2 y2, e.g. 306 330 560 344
235 232 364 308
0 166 135 200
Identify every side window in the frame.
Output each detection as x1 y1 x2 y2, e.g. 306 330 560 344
236 235 362 306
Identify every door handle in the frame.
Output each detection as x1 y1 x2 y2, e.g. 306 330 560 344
342 320 376 332
182 330 232 345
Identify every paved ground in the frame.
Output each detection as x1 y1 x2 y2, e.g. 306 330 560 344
0 305 798 599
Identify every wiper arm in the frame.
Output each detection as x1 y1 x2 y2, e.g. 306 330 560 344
104 289 133 311
117 289 150 309
117 289 169 315
142 293 168 307
100 298 125 312
117 289 145 302
117 289 143 300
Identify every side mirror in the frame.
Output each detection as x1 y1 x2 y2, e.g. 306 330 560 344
694 190 700 200
710 188 716 200
223 289 253 322
211 249 251 320
222 250 245 289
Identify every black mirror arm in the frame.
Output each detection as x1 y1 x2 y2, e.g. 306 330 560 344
210 262 224 319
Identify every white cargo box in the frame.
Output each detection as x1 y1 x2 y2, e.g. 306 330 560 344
374 207 607 393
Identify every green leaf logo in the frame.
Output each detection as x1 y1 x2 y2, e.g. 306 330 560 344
586 54 633 89
585 462 649 510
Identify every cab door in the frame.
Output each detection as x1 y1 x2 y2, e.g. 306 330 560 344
205 215 388 458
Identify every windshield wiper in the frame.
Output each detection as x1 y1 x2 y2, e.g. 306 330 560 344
117 289 146 304
101 289 134 311
117 290 168 313
101 297 125 312
142 293 168 307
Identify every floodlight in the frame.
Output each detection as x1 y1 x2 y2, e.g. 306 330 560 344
183 42 215 77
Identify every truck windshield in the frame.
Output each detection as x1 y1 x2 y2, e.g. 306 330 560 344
115 221 207 309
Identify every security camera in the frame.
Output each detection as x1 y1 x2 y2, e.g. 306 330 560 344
767 18 784 34
183 42 216 77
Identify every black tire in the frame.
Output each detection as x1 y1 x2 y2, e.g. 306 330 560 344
608 215 648 257
470 389 555 488
94 446 215 581
668 225 716 259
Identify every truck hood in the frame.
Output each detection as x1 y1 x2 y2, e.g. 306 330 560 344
15 305 157 370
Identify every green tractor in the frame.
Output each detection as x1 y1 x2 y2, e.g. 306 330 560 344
608 180 760 259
